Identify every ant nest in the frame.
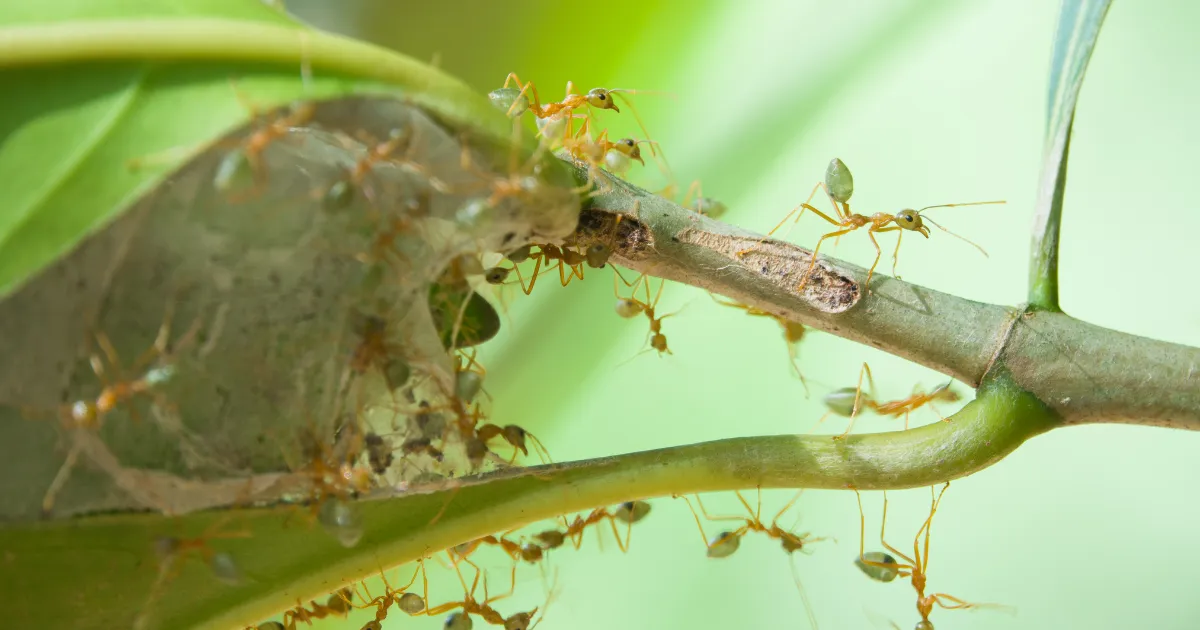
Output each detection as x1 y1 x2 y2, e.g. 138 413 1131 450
0 96 580 524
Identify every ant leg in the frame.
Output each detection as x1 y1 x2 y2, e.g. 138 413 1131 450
918 483 950 575
779 182 833 244
854 489 909 577
484 562 519 606
807 409 833 433
521 255 545 296
681 179 703 208
833 362 874 440
878 491 918 568
926 402 951 424
866 226 901 288
891 229 904 278
506 74 544 117
770 489 806 528
678 495 714 548
865 230 885 290
797 227 857 292
693 493 754 524
92 332 125 384
731 488 763 524
735 183 827 257
600 511 631 553
929 593 976 610
41 441 82 515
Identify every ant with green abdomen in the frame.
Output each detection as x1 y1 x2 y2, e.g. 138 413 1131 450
737 158 1002 291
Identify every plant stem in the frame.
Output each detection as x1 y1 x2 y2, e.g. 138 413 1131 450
577 174 1017 388
575 170 1200 429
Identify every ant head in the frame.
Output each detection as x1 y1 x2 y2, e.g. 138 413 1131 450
585 88 620 112
504 609 537 630
585 243 611 269
894 209 930 237
502 424 529 450
623 139 645 164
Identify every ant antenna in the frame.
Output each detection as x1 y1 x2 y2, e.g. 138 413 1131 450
916 200 1003 257
921 216 989 257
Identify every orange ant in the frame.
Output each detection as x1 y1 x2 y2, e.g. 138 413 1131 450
454 347 490 405
134 516 252 630
559 503 646 553
854 484 1012 628
501 74 655 147
560 121 657 195
35 303 201 515
281 421 372 544
213 85 316 202
816 363 959 439
347 310 411 392
680 488 824 630
476 423 552 465
871 382 960 430
339 562 428 629
710 295 808 394
426 561 540 630
487 243 587 297
614 274 676 356
451 402 549 468
737 158 1003 291
280 587 356 629
453 531 547 566
673 179 729 218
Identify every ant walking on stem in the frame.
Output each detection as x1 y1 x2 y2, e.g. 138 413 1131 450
854 484 1013 629
815 363 960 439
614 273 678 357
134 516 252 630
680 488 825 630
736 158 1003 291
500 74 663 153
426 560 542 630
338 562 428 629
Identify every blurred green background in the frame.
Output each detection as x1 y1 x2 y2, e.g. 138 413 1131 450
281 1 1200 628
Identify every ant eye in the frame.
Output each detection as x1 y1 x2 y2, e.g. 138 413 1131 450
598 94 607 100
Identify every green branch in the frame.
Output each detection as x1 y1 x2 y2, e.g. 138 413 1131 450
0 371 1056 630
572 170 1200 429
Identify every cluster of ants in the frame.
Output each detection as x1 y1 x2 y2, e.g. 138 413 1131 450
36 67 1011 630
239 480 1001 630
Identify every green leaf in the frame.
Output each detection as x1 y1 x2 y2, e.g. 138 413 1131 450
0 3 509 299
429 281 502 349
1028 0 1113 311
